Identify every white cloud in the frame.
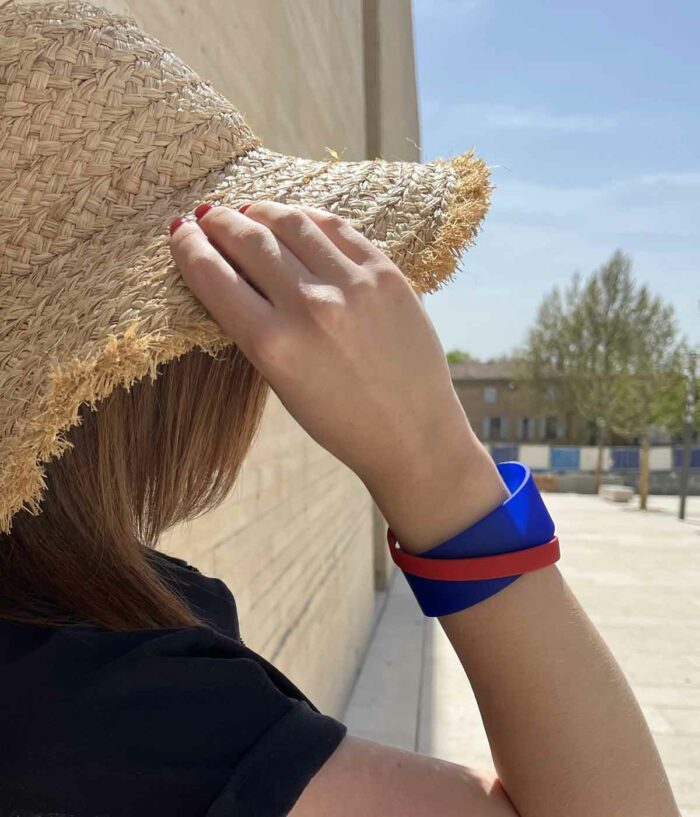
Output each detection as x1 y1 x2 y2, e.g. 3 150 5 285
486 171 700 225
424 101 619 134
636 171 700 187
484 106 618 134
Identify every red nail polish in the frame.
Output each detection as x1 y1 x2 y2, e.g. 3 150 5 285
239 203 252 214
169 216 187 235
194 202 214 220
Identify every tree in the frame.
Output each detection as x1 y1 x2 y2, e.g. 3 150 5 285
446 349 472 364
607 287 678 509
517 250 680 498
652 343 700 438
514 286 580 441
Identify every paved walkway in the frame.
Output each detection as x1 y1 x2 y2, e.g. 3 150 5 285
344 494 700 816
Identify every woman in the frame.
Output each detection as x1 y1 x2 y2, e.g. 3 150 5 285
0 3 680 816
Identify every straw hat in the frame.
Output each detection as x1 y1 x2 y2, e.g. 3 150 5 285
0 0 491 533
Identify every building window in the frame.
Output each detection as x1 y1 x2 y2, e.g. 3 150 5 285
519 416 530 441
544 415 558 441
488 416 502 441
484 386 497 404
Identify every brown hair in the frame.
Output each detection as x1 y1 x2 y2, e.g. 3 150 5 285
0 346 269 631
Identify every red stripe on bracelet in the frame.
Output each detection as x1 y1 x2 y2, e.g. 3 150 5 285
387 529 560 581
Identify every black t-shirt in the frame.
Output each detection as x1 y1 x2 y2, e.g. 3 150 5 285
0 551 347 817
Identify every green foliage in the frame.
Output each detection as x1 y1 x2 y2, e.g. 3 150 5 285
517 249 682 443
446 349 472 364
514 283 579 419
653 346 700 435
608 286 678 440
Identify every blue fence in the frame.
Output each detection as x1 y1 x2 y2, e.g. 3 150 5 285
490 445 519 464
672 446 700 469
610 447 641 471
550 447 581 471
487 444 700 472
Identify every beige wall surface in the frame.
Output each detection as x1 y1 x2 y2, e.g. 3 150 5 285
377 0 421 161
98 0 366 160
363 0 420 162
83 0 418 717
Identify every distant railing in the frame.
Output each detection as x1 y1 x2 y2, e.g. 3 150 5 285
610 447 640 471
550 447 581 471
490 444 700 473
672 447 700 469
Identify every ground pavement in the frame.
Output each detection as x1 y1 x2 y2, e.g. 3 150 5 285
344 494 700 815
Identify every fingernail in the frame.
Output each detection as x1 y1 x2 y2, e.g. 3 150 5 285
169 216 187 235
194 202 214 220
238 203 252 214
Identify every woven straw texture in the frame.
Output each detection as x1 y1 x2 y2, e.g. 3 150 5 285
0 0 491 532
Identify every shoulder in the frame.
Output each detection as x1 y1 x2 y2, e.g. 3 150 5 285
149 549 203 574
0 620 347 817
148 548 241 641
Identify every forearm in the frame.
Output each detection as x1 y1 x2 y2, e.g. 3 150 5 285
366 425 679 817
442 566 678 817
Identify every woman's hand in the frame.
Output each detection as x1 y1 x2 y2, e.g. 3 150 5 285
169 203 506 552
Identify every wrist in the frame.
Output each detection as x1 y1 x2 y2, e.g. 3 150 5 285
363 424 509 555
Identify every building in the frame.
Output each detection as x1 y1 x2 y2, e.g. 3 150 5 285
450 358 687 455
94 0 418 718
450 358 572 444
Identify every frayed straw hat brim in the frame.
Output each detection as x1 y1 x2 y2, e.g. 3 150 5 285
0 1 491 532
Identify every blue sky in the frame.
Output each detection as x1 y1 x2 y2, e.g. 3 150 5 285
413 0 699 359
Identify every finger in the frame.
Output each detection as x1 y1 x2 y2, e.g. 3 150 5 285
169 220 275 355
196 205 316 304
299 206 383 267
241 201 359 287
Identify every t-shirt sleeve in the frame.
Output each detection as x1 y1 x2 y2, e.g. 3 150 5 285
25 625 347 817
204 634 347 817
207 689 344 817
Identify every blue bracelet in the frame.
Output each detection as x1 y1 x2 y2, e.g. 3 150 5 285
388 462 557 617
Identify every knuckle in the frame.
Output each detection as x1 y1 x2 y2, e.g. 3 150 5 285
183 249 223 280
344 264 407 304
301 287 346 328
196 206 236 239
318 210 346 230
206 206 272 249
237 221 271 250
277 207 309 231
374 262 408 291
346 273 378 297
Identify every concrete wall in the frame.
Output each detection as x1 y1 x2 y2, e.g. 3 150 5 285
364 0 421 161
97 0 367 160
580 446 607 472
90 0 417 717
519 444 549 470
650 446 673 471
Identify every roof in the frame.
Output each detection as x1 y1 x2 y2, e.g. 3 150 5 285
448 358 516 381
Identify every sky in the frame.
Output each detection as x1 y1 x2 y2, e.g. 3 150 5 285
413 0 699 359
